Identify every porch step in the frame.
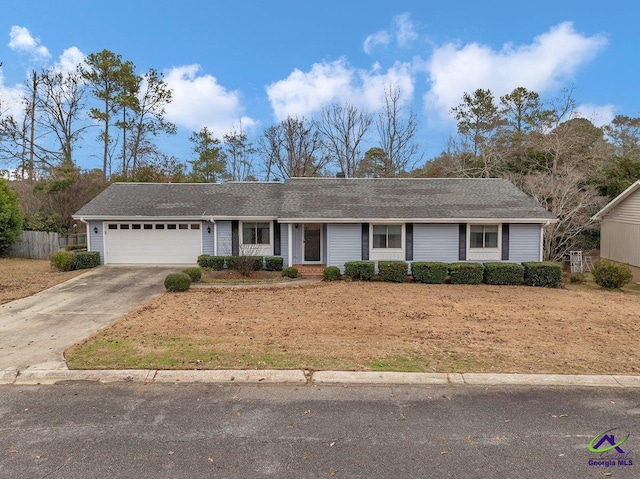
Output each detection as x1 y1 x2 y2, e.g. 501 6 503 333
292 264 326 278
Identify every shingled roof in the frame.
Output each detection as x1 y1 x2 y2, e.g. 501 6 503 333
74 178 555 222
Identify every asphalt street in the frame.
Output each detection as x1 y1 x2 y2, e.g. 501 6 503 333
1 382 638 478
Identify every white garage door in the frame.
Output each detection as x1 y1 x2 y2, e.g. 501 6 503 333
104 222 202 264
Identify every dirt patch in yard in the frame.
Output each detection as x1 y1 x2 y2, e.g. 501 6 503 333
0 258 85 304
66 281 640 374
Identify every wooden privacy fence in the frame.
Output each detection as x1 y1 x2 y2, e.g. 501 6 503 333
7 231 61 259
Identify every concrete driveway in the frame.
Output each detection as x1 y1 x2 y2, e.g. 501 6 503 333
0 266 178 371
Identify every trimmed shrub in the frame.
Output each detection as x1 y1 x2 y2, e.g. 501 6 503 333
344 261 375 280
448 262 483 285
323 266 341 281
411 262 448 284
378 261 408 283
65 243 87 251
265 256 284 271
74 251 100 270
225 255 238 270
522 262 562 288
197 254 225 270
282 266 298 278
483 262 524 285
50 251 76 272
182 267 203 283
592 260 633 289
164 273 192 292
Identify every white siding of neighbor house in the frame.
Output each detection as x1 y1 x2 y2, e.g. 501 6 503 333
412 224 459 263
601 221 640 268
605 188 640 224
280 223 289 266
600 188 640 268
216 221 232 256
202 221 215 255
509 224 542 263
326 223 361 272
88 220 104 263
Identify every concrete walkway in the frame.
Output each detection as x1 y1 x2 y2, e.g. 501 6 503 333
0 266 176 370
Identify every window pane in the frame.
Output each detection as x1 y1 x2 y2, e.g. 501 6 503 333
178 224 189 230
373 225 387 248
485 225 498 248
243 223 256 244
108 224 117 230
155 224 165 230
257 223 270 244
132 224 141 230
190 224 200 230
143 224 153 230
388 225 401 248
470 226 484 248
167 224 177 230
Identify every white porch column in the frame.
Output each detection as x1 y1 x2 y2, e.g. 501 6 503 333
213 222 218 256
288 223 293 267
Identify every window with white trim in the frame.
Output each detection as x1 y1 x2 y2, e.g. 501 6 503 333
470 225 499 249
242 222 270 245
373 225 402 249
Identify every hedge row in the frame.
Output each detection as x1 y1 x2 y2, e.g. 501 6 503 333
196 255 284 271
337 261 562 287
50 250 101 271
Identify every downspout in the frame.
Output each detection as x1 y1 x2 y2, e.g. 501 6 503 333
78 217 90 251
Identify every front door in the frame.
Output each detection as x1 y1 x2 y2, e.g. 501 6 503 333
303 224 322 263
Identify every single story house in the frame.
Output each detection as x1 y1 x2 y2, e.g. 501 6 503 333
592 179 640 281
72 177 556 269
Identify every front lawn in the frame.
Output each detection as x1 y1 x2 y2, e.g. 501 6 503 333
0 258 85 304
66 281 640 374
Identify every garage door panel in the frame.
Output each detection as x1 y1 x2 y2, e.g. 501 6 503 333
105 223 202 264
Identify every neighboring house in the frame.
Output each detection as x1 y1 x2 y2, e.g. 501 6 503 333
592 180 640 281
72 177 556 269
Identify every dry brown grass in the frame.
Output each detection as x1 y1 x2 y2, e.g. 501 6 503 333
67 281 640 374
0 258 85 304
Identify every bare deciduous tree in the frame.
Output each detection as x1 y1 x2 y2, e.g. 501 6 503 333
259 116 328 180
316 103 372 177
375 86 421 177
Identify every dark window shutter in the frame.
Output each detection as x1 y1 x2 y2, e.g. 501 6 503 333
231 221 239 256
405 223 413 261
361 223 369 260
501 223 510 261
273 221 281 256
458 223 467 261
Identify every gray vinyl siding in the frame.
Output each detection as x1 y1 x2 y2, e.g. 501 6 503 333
326 223 361 271
88 221 105 264
412 224 459 262
216 221 232 256
280 223 289 266
202 221 214 255
509 224 541 262
601 221 640 267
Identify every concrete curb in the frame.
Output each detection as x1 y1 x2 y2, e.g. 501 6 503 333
1 369 639 387
153 369 307 384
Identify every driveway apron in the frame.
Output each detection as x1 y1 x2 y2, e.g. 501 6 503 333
0 266 177 370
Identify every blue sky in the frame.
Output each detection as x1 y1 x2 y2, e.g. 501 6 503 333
1 0 637 172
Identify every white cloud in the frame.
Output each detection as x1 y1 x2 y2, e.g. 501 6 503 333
8 25 50 61
54 47 85 74
266 58 415 120
163 64 255 135
394 13 418 48
423 22 608 119
364 30 391 55
364 12 418 54
573 103 616 127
